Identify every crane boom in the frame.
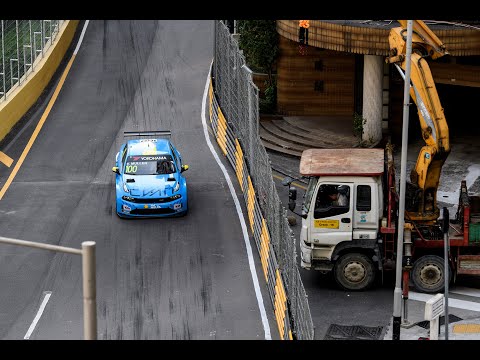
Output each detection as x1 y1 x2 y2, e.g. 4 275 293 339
387 20 450 222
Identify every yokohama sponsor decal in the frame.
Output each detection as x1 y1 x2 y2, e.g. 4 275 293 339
128 155 173 161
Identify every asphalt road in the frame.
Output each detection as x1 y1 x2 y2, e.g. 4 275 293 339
0 20 276 340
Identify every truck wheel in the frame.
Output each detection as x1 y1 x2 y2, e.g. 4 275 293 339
333 253 376 291
411 255 450 293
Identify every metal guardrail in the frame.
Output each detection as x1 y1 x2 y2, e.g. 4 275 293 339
212 20 314 340
0 20 64 102
0 236 97 339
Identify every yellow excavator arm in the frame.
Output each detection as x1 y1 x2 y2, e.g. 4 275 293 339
386 20 450 222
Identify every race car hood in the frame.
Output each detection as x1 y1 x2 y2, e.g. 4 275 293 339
124 174 180 198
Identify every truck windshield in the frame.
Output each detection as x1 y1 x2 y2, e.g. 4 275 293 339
303 177 318 213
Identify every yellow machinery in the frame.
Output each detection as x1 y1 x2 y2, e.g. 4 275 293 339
386 20 450 222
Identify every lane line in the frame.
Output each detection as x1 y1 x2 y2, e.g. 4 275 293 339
73 20 89 55
24 291 52 339
450 286 480 298
409 291 480 312
0 151 13 167
272 172 307 190
201 61 272 339
0 20 90 200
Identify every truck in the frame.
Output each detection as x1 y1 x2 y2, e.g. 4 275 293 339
283 20 480 293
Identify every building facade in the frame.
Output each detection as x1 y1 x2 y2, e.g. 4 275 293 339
275 20 480 144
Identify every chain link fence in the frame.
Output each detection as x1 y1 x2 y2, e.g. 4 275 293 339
0 20 64 101
213 20 314 340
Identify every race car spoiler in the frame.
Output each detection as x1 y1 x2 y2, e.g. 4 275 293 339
123 130 171 138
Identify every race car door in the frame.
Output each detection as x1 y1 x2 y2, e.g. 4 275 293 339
309 182 353 246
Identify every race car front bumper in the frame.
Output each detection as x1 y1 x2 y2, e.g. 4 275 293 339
117 194 186 217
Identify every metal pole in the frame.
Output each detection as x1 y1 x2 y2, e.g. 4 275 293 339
29 20 33 72
392 19 413 341
0 235 82 255
443 207 450 340
41 20 44 58
1 20 6 100
243 64 255 164
16 20 20 85
213 21 216 80
82 241 97 340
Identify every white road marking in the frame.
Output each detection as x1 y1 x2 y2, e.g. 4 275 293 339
201 61 271 340
409 290 480 312
74 20 90 55
24 291 52 339
450 286 480 298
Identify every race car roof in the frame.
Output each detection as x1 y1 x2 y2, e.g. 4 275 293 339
127 138 171 155
300 148 385 176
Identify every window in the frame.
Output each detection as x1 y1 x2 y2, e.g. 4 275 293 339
121 146 128 169
314 80 324 92
314 184 350 219
303 177 318 214
170 144 180 168
356 185 371 211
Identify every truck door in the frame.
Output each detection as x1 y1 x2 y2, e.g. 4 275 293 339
310 183 353 246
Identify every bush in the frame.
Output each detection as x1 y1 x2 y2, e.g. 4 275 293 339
353 112 366 138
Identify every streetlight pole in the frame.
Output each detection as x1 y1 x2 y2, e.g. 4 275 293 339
392 19 413 341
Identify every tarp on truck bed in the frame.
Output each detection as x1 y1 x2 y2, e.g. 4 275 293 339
300 148 385 177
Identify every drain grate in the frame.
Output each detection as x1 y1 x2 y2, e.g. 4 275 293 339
416 314 463 330
324 324 384 340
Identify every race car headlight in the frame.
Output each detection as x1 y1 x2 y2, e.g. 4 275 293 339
123 183 130 193
173 181 180 192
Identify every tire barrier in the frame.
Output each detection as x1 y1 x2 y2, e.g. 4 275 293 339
209 78 294 339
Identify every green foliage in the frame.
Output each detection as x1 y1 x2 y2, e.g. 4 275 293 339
238 20 279 77
259 79 277 114
353 112 366 138
238 20 279 114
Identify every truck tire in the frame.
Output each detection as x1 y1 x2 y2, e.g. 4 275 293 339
411 255 451 294
333 253 376 291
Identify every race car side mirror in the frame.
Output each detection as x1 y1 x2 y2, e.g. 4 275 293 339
112 166 120 174
181 165 189 173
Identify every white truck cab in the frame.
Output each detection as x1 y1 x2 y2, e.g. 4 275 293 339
286 148 386 290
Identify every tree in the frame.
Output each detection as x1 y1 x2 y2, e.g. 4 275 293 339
238 20 279 86
238 20 279 113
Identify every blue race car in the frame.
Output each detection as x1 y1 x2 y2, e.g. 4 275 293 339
112 131 189 218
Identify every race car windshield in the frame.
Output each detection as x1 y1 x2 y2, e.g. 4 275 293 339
124 155 175 175
156 160 176 174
